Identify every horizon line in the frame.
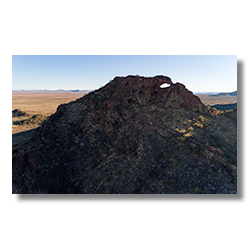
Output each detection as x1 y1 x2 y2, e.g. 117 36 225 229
12 89 237 94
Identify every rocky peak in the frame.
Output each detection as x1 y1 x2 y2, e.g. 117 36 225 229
98 75 208 113
111 75 173 88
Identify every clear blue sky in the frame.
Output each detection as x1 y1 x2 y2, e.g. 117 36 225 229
12 55 237 92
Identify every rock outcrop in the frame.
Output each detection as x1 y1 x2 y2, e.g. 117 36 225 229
12 75 237 194
101 75 207 112
12 109 28 117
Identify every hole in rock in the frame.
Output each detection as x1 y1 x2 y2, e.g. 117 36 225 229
160 83 170 88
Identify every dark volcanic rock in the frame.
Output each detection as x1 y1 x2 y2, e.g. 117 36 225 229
12 75 237 194
97 75 208 113
12 109 28 117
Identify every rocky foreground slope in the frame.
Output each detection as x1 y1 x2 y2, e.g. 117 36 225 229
12 75 237 194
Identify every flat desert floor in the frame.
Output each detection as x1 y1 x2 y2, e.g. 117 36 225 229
196 94 237 106
12 91 88 116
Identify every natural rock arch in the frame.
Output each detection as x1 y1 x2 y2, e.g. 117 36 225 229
160 83 171 88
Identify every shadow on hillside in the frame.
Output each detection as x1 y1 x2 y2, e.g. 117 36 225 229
210 103 237 111
12 129 36 148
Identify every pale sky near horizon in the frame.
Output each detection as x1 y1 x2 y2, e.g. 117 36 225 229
12 55 237 93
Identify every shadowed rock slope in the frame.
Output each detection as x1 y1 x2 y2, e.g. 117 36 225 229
12 75 237 194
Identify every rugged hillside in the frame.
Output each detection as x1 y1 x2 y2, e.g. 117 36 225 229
12 75 237 194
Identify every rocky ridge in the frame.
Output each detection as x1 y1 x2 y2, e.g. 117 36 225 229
12 75 237 194
12 109 28 117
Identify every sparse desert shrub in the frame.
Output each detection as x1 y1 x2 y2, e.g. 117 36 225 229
104 176 111 183
131 151 137 157
217 169 224 177
105 190 112 194
195 123 204 128
178 136 186 142
162 179 177 187
192 148 200 154
203 124 208 128
221 127 229 132
165 135 172 141
103 146 110 155
198 115 205 122
170 157 178 166
122 171 127 177
141 186 148 192
194 186 202 194
184 148 191 154
163 152 168 158
113 170 120 176
146 170 157 178
115 149 123 155
211 137 226 148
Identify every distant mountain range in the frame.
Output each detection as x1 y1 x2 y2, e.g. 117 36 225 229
194 91 220 95
209 91 237 97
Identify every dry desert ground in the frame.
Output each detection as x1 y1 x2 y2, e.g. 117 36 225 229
196 94 237 106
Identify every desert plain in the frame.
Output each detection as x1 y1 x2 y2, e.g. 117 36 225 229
197 94 237 106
